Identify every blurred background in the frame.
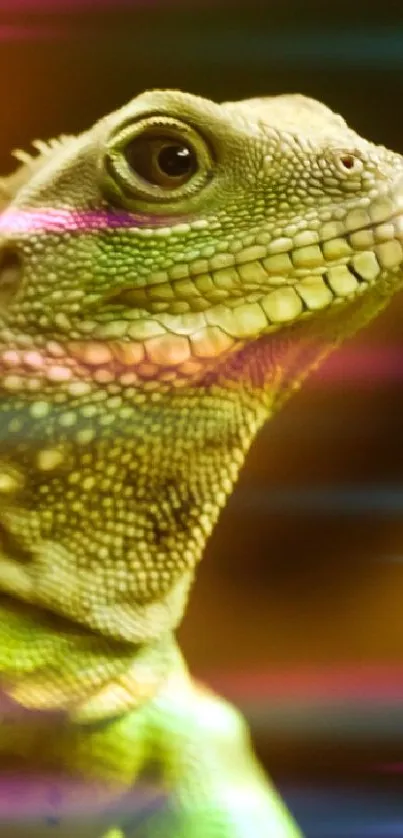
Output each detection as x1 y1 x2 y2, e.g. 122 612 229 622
1 0 403 834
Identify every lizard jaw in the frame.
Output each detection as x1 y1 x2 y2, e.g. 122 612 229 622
55 212 403 390
101 188 403 335
1 196 403 388
91 204 403 340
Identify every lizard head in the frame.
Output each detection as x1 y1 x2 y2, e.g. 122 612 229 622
0 91 403 647
1 89 403 398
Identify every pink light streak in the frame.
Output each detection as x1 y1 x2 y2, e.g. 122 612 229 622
315 346 403 384
1 207 175 233
207 663 403 703
0 24 65 41
376 763 403 774
0 0 166 9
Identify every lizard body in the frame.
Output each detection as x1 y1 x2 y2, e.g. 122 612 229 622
0 89 402 836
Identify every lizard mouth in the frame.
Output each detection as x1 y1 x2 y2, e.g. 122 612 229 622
106 207 403 330
5 202 402 387
64 201 403 378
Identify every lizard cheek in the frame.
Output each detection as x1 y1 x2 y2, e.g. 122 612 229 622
0 248 23 311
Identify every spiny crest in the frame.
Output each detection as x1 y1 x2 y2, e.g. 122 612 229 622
0 135 74 211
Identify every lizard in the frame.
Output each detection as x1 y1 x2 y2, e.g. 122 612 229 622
0 88 402 838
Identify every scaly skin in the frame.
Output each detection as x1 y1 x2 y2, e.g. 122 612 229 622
0 89 402 836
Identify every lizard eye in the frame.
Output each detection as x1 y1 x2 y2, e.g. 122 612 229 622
103 116 214 208
124 133 198 188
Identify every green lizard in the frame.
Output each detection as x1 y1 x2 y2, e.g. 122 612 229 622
0 88 402 837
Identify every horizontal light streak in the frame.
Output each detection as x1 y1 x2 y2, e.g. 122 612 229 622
236 485 403 515
0 23 402 71
206 663 403 702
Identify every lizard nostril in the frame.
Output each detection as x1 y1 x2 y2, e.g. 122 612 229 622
0 247 23 309
339 154 356 170
336 151 363 175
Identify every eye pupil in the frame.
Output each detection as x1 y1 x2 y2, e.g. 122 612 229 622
123 132 198 189
157 144 194 177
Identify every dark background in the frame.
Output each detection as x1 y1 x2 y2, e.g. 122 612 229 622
1 1 403 834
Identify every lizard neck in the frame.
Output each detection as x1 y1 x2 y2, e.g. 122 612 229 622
0 592 182 719
0 293 387 718
0 300 360 646
0 336 276 645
